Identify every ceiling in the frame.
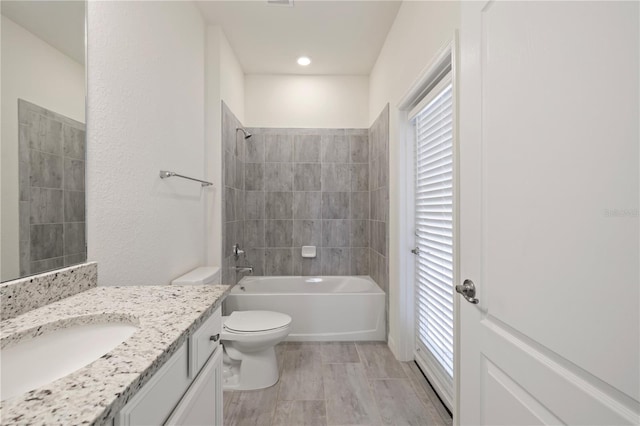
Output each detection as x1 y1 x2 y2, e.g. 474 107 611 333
196 0 402 75
1 1 85 65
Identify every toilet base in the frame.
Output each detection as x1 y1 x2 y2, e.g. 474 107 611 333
222 345 279 391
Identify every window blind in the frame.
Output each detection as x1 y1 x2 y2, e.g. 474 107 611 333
413 73 454 380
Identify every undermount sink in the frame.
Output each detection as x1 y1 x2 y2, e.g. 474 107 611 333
1 321 138 401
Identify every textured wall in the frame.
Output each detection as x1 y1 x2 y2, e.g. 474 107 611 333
87 1 206 286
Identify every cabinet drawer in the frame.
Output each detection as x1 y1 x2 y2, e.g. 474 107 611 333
189 307 222 377
116 342 190 426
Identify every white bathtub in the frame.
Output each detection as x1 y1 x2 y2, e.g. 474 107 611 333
224 276 386 341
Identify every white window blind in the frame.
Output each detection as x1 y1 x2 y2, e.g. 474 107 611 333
413 73 454 381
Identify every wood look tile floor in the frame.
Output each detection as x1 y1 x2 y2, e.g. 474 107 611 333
223 342 452 426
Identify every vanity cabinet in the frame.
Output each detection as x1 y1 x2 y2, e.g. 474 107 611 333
116 307 223 426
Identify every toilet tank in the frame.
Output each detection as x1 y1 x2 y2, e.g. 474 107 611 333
171 266 220 285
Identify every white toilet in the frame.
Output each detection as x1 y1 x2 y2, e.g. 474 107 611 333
171 267 291 391
221 310 291 390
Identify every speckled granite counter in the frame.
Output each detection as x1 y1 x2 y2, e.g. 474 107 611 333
0 284 230 425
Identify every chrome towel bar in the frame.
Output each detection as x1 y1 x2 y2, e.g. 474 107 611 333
159 170 213 187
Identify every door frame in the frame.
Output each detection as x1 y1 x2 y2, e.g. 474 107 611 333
396 32 461 418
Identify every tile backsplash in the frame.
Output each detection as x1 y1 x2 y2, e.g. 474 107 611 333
0 262 97 320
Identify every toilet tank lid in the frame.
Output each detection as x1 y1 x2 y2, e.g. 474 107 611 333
172 266 220 285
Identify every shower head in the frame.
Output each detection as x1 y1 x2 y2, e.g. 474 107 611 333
236 127 252 139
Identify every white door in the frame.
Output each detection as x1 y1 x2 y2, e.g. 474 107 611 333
458 1 639 424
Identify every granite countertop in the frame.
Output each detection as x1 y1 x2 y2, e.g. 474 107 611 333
0 284 230 425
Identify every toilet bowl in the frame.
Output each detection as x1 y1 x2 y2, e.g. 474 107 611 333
222 310 291 391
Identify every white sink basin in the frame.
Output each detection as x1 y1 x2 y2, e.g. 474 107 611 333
1 322 138 401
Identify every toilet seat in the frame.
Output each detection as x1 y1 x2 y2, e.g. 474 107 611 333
224 310 291 333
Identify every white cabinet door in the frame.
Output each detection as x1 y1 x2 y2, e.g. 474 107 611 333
166 347 223 426
458 1 639 424
116 343 191 426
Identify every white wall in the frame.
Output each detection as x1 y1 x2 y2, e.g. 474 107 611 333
1 16 85 281
205 26 245 268
368 1 460 358
87 1 206 286
245 75 369 128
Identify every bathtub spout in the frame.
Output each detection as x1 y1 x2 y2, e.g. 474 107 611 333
232 266 253 274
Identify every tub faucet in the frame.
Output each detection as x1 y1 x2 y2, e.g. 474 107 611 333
232 266 253 274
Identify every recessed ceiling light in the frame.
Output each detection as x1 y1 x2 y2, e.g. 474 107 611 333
297 56 311 66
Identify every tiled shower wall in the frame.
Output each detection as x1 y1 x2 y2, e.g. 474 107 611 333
221 101 389 291
221 102 246 285
18 99 86 277
369 105 389 294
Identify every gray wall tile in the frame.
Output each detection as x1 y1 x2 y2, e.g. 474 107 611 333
350 134 369 163
64 252 87 267
264 163 293 191
294 163 321 191
321 248 350 275
225 187 237 222
32 114 64 155
235 159 245 190
30 150 62 189
264 248 293 275
293 220 322 247
265 134 293 162
245 191 265 219
294 192 322 219
245 134 265 163
30 224 63 261
265 220 293 247
321 164 350 192
371 220 387 256
30 188 64 224
224 149 236 188
350 248 369 275
64 222 86 255
322 220 350 247
245 248 265 276
350 192 369 220
350 220 369 247
321 134 349 163
322 192 349 219
63 125 85 160
293 251 322 276
31 257 65 275
351 164 369 192
244 220 265 248
245 163 264 190
294 135 321 162
265 192 293 219
63 158 85 191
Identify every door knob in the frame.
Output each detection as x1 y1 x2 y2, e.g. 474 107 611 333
411 247 420 255
456 279 479 304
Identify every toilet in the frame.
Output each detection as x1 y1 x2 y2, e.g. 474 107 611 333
171 267 291 391
221 310 291 390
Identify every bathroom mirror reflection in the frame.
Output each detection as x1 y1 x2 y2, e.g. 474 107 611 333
1 1 87 282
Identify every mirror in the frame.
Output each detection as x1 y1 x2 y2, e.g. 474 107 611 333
1 1 86 282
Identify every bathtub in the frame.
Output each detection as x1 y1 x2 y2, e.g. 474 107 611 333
224 276 386 341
